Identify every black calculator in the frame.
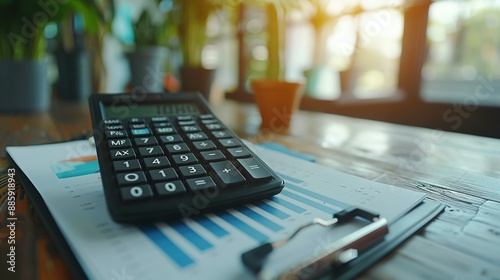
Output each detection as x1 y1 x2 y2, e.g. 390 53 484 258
89 93 284 223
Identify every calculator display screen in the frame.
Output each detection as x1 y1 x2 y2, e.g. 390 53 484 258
103 103 201 118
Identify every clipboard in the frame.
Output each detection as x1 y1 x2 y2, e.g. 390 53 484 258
240 200 444 279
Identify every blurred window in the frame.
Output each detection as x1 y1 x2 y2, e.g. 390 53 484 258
422 0 500 106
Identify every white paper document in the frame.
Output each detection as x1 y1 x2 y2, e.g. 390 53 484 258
7 140 425 280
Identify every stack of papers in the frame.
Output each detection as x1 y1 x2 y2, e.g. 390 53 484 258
7 140 429 279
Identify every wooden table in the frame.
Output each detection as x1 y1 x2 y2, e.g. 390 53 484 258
1 98 499 279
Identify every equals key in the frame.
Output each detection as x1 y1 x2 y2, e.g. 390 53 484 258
237 158 272 181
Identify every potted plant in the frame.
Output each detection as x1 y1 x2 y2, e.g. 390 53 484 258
0 0 53 112
174 0 224 100
249 1 304 133
127 0 172 93
0 0 109 111
54 1 114 102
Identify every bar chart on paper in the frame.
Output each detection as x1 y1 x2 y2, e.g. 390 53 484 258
6 141 426 280
137 176 350 269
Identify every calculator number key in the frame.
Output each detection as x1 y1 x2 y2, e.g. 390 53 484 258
179 164 207 178
134 137 158 146
172 153 198 165
113 159 141 172
166 143 190 154
116 171 147 186
121 185 153 202
149 168 178 182
155 181 187 197
138 146 164 157
160 134 183 144
143 156 171 169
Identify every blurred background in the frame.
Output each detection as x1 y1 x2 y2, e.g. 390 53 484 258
2 0 500 137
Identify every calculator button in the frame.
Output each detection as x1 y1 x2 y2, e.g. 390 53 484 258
138 146 164 157
172 153 198 165
120 185 153 202
238 158 273 181
106 130 128 139
130 123 148 129
129 118 145 124
205 124 223 130
156 127 176 135
178 120 196 126
134 137 158 146
149 168 178 181
212 130 232 139
131 128 151 136
116 171 147 186
193 140 216 151
219 138 241 148
200 150 226 162
177 116 193 121
108 139 131 149
201 119 217 124
153 122 170 128
103 119 122 125
113 159 141 172
155 181 186 197
105 125 123 131
143 156 171 169
165 143 190 154
179 164 207 178
181 125 200 132
209 161 246 187
186 176 216 191
186 132 207 141
160 134 183 144
199 114 214 119
151 116 169 122
227 147 251 158
110 148 136 160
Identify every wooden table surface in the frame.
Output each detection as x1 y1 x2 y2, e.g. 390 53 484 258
1 98 499 280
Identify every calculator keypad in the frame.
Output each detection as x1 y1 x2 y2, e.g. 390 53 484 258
103 114 273 203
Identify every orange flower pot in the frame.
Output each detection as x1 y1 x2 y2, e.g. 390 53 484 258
251 79 303 133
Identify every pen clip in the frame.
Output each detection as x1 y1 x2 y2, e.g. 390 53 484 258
241 207 389 280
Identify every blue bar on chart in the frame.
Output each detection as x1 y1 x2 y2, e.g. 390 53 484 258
278 173 305 184
286 183 351 210
281 190 333 214
138 224 194 268
254 201 290 220
235 206 284 232
216 210 268 243
192 215 229 238
270 196 307 214
169 220 213 251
